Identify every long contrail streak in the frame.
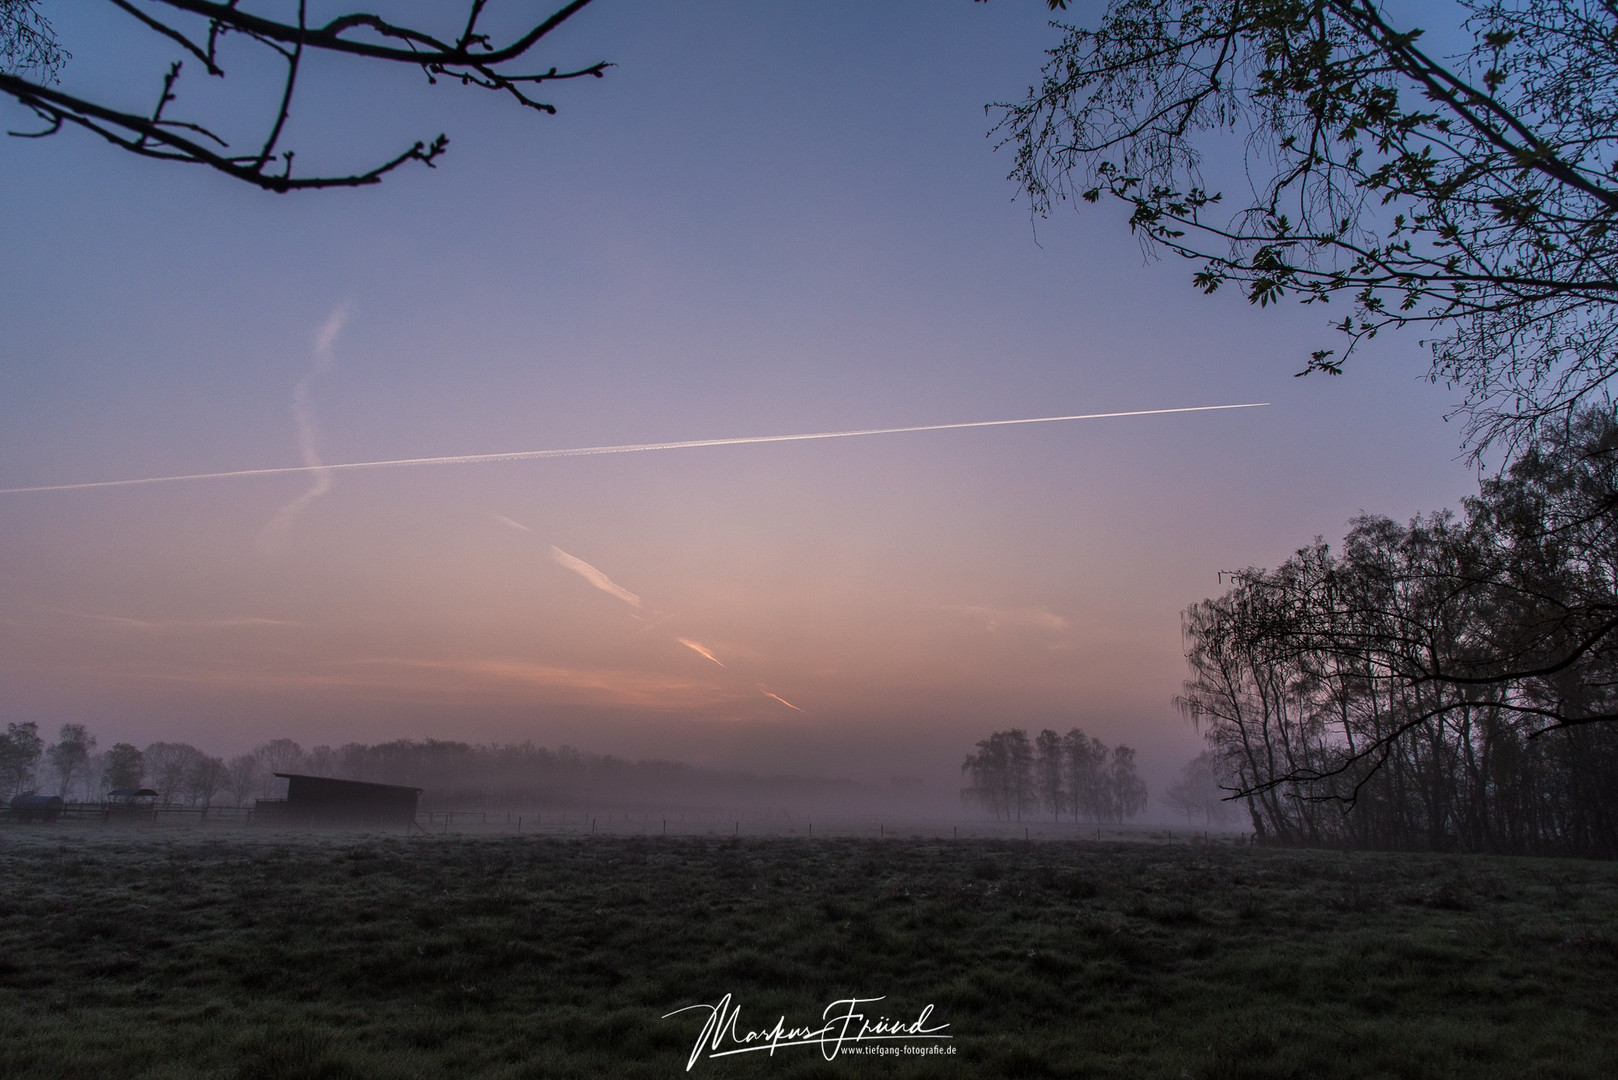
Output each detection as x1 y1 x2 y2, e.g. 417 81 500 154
0 403 1267 495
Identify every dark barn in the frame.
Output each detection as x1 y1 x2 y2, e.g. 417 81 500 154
256 773 422 828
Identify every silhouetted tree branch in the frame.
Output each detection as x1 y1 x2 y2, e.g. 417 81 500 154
994 0 1618 456
0 1 607 191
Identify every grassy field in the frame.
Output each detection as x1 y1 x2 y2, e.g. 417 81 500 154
0 827 1615 1079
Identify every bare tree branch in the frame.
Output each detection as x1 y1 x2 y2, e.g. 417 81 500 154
994 0 1618 457
1 1 608 192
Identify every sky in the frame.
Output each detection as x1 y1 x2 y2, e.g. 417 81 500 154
0 0 1481 799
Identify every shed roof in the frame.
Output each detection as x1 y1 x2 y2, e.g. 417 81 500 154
273 773 423 795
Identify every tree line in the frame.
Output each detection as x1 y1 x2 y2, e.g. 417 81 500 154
0 725 312 807
0 729 858 812
1180 412 1618 856
961 728 1148 824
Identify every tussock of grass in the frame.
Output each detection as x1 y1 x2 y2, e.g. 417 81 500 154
0 831 1614 1077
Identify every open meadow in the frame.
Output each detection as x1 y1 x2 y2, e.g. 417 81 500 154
0 827 1615 1079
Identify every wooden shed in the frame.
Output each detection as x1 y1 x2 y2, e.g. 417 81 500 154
7 794 63 823
255 773 422 827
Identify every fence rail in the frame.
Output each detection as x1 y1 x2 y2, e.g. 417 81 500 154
0 801 255 825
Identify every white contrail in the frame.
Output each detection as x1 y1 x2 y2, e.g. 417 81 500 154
762 689 804 713
258 306 347 550
549 546 643 609
0 403 1268 495
677 637 725 668
257 374 333 548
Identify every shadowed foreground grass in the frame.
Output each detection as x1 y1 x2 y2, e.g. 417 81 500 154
0 829 1615 1078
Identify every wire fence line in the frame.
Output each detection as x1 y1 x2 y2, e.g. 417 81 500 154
420 812 1247 844
0 801 1248 845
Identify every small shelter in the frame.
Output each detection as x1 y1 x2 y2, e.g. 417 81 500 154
103 788 158 822
255 773 422 827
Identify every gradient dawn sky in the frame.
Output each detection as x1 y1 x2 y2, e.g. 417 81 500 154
0 1 1478 794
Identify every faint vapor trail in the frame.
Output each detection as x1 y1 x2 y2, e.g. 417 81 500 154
678 637 725 668
258 306 347 550
492 513 533 533
494 519 800 713
549 546 642 609
0 403 1268 495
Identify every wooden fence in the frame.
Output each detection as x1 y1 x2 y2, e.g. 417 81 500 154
0 801 255 826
